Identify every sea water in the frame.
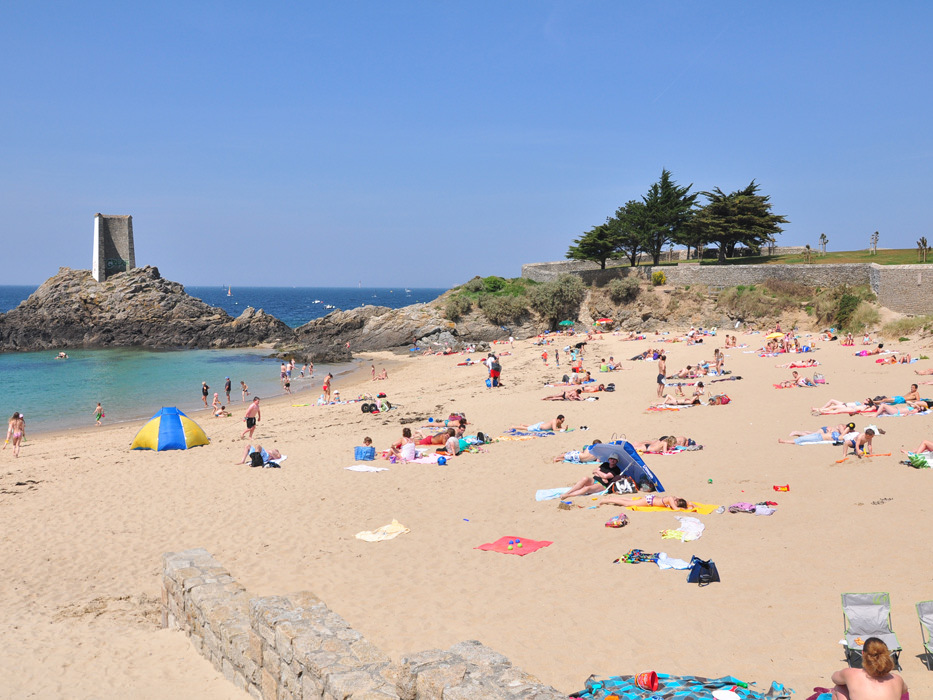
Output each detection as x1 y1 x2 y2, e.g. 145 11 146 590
0 285 447 433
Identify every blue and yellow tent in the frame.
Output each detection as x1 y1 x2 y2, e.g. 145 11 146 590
131 407 210 451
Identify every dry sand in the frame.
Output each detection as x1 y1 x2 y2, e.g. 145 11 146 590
2 331 931 698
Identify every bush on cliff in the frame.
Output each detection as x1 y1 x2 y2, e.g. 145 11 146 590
844 301 880 332
479 294 526 325
882 314 933 338
528 274 585 327
608 277 640 303
444 294 474 321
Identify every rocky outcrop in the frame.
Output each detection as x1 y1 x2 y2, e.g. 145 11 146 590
285 303 517 361
0 266 294 351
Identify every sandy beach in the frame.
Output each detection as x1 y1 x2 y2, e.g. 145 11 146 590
2 330 931 698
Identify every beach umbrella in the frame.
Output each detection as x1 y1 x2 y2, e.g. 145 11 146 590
558 320 575 326
595 318 613 324
131 407 210 451
588 441 665 492
765 332 785 339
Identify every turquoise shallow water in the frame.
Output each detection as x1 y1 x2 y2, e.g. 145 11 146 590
0 347 349 434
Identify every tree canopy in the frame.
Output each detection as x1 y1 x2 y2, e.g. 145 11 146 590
691 181 788 262
565 223 618 269
640 169 698 265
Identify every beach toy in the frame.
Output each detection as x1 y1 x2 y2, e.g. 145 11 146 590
507 545 514 550
428 417 434 422
517 542 522 548
437 456 447 465
773 484 790 492
635 671 658 691
708 478 713 484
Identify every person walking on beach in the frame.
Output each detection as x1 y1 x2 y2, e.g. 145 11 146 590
212 393 221 411
94 403 104 426
201 382 210 407
224 377 232 404
240 397 261 439
657 354 667 398
240 381 248 402
4 412 26 457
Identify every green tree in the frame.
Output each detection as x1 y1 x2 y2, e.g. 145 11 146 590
640 169 697 265
528 274 586 329
566 223 618 269
608 199 647 267
692 181 788 263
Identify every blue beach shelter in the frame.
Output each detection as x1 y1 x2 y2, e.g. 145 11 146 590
588 441 665 492
131 407 210 451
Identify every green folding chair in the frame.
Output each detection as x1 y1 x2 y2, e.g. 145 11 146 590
918 600 933 670
841 592 902 670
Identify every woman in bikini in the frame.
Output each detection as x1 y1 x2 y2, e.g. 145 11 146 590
5 412 26 457
629 436 677 453
812 399 876 415
597 493 698 511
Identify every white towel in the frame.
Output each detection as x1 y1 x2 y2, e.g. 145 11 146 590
346 464 389 472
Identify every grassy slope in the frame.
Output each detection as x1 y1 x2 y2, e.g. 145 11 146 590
695 248 928 266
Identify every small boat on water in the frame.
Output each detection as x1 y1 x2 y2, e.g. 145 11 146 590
227 286 232 296
324 304 335 309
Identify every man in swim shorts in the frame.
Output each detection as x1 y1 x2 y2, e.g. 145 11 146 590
657 354 667 397
511 415 565 432
240 397 261 439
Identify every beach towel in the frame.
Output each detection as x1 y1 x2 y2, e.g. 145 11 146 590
627 502 720 514
535 488 568 501
346 464 389 472
570 673 793 700
265 455 287 468
355 519 410 542
660 516 705 542
656 552 691 570
475 536 552 556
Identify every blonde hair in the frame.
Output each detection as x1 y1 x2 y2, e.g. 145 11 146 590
862 637 894 677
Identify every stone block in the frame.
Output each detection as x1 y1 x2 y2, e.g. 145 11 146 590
279 663 300 697
234 669 248 691
249 683 264 700
323 670 400 700
447 640 510 668
222 657 236 683
263 646 281 673
301 670 325 699
248 628 264 667
261 667 279 700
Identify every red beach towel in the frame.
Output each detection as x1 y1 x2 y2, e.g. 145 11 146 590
475 536 552 556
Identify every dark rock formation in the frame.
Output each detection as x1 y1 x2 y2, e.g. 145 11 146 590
0 266 294 351
285 303 517 362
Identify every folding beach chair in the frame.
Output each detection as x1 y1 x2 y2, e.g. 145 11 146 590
841 592 902 670
918 600 933 670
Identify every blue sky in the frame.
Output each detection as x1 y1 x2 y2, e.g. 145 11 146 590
2 2 931 287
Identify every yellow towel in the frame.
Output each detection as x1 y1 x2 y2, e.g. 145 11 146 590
627 502 720 515
355 519 410 542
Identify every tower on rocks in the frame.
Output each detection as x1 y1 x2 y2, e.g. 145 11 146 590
93 214 135 282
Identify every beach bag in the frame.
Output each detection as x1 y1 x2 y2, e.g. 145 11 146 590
609 476 637 494
249 451 265 468
354 446 376 461
908 453 931 469
813 372 825 384
686 556 720 586
604 383 615 392
604 513 628 528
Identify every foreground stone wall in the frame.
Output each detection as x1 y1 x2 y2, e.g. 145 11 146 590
655 263 871 288
162 548 564 700
869 264 933 315
522 260 933 315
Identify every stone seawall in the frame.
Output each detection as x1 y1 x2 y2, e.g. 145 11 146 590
162 548 564 700
522 261 933 315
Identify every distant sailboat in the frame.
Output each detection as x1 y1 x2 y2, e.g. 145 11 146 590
227 286 232 296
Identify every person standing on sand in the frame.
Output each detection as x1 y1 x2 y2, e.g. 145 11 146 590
212 393 221 411
657 354 667 397
224 377 232 404
94 403 104 426
201 382 209 407
240 380 248 402
4 412 26 457
240 397 261 439
322 373 333 403
371 365 376 381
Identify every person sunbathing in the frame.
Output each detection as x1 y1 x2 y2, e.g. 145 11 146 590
777 359 819 368
629 436 677 453
779 422 854 445
812 399 876 415
235 444 282 466
553 440 603 463
873 403 923 417
597 493 698 511
560 457 623 498
542 389 583 401
414 427 455 445
511 415 565 432
901 439 933 455
857 343 885 356
653 394 702 406
580 384 605 393
915 368 933 375
876 384 920 405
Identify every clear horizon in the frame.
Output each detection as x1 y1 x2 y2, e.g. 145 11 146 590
2 2 930 287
